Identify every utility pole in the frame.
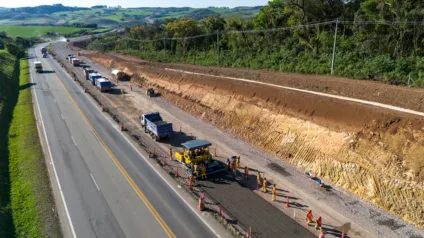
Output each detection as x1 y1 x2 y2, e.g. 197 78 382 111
217 30 220 67
163 37 166 58
331 18 338 75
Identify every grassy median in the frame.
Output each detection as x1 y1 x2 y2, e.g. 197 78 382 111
0 51 61 237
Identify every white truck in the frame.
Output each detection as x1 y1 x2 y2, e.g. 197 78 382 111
71 58 80 66
66 54 80 66
34 61 43 73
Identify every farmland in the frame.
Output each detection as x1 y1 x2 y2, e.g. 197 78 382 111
0 25 88 37
0 6 262 27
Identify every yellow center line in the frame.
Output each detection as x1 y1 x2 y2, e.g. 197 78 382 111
41 54 176 238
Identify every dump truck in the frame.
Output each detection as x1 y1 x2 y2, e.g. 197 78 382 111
65 54 80 66
83 67 95 80
141 112 173 141
95 78 112 92
34 61 43 73
71 58 80 66
89 72 102 85
175 140 226 177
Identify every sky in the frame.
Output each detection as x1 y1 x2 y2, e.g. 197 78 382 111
1 0 269 8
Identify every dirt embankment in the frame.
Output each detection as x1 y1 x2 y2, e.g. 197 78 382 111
109 52 424 113
85 52 424 227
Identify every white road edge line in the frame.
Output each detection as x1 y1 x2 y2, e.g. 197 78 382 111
165 68 424 118
59 57 222 238
71 136 77 146
61 113 65 120
30 53 78 238
90 173 101 191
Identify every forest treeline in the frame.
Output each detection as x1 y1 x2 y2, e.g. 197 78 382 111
87 0 424 87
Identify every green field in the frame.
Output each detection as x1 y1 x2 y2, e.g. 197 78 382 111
0 25 88 37
50 7 261 25
0 51 61 237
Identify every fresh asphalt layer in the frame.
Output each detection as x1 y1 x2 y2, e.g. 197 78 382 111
29 46 220 238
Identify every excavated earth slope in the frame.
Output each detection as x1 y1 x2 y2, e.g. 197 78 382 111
85 52 424 227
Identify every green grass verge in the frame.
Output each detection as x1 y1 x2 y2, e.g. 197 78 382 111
0 25 88 37
0 49 19 238
0 51 61 237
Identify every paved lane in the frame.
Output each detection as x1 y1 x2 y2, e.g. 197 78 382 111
30 47 170 238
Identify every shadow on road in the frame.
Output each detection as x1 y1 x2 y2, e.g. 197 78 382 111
19 82 36 91
106 88 125 95
163 131 195 148
41 70 56 74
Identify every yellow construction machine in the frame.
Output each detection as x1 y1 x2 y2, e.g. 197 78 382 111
175 140 226 177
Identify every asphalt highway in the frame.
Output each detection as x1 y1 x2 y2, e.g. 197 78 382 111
29 46 225 238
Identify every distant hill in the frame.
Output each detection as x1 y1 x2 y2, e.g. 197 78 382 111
11 4 88 14
0 4 262 27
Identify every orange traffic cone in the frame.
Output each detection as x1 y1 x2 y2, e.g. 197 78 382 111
101 105 105 112
175 167 179 177
286 196 290 207
120 124 124 131
218 207 223 217
199 197 205 211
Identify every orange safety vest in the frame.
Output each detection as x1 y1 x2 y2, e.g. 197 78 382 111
245 167 249 175
272 186 276 195
263 179 267 188
307 211 313 220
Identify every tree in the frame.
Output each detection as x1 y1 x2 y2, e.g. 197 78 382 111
202 14 226 33
254 0 286 29
166 18 201 57
5 42 24 57
166 18 199 38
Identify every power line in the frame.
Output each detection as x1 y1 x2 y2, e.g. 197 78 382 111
92 19 424 45
340 20 424 25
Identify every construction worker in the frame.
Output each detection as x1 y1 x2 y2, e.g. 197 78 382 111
272 184 277 201
256 172 262 190
244 166 249 180
226 158 231 171
315 216 322 229
236 156 241 168
306 210 313 225
262 177 267 193
189 174 195 190
232 162 237 177
201 166 207 179
194 163 199 176
318 228 325 238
